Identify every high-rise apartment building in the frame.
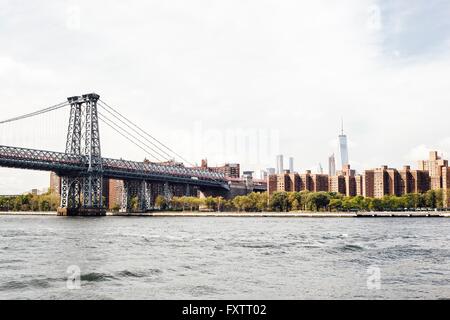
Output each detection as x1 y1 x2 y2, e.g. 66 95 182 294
418 151 448 190
311 174 329 192
329 164 357 196
267 174 278 196
199 159 241 178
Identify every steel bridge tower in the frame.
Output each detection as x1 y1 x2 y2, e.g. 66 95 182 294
58 93 106 216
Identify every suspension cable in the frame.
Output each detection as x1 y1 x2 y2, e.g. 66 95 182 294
98 113 165 163
0 101 69 125
98 99 195 166
98 99 225 183
98 110 173 162
97 104 174 160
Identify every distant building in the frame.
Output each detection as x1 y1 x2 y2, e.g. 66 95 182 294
267 175 278 196
108 179 124 210
339 120 349 168
200 159 240 178
50 172 61 195
276 155 284 174
329 164 357 197
418 151 448 190
289 157 294 173
328 154 336 176
269 170 328 194
267 168 276 175
418 151 450 206
329 175 346 195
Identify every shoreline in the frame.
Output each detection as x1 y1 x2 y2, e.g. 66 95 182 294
1 211 450 217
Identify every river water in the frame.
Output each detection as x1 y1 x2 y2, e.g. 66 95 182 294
1 215 450 300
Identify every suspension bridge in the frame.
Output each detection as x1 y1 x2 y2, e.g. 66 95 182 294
0 93 229 216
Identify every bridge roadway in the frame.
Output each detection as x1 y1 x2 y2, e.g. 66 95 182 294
0 145 229 190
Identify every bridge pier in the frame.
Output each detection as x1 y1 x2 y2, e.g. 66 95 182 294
0 93 231 216
121 180 153 213
57 207 106 216
57 93 106 217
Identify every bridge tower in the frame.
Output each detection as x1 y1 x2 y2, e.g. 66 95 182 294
58 93 106 216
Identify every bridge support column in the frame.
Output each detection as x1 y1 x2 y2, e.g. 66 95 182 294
163 182 173 201
121 180 152 213
57 93 106 216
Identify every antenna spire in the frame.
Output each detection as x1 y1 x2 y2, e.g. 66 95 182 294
341 117 344 135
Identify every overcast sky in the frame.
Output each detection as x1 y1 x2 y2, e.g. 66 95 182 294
1 0 450 194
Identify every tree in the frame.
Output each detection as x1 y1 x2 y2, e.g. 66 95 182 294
425 190 439 208
288 192 302 211
305 192 330 211
329 199 343 212
204 197 217 211
155 196 168 211
269 192 290 212
367 198 383 211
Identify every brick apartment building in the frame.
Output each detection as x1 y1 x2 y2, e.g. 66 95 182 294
267 151 449 204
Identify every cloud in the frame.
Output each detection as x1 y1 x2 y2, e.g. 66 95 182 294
1 0 450 193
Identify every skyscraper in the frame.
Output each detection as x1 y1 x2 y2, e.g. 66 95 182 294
289 157 294 173
328 154 336 176
276 155 284 174
339 119 349 169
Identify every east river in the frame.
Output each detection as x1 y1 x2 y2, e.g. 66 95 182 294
1 215 449 299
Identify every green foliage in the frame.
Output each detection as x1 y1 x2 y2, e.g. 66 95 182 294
0 191 60 212
155 195 168 210
269 192 290 212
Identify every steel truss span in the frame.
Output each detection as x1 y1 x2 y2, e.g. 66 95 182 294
0 92 229 216
0 145 228 188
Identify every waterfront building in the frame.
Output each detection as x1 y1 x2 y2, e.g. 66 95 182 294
329 175 346 195
277 171 292 192
329 164 356 196
299 170 313 191
418 151 448 190
288 173 302 192
108 179 124 209
399 166 430 195
418 151 450 206
267 174 278 196
200 159 240 178
363 170 375 198
355 175 363 196
311 174 329 192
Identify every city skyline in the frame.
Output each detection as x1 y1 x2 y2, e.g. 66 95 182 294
2 1 450 193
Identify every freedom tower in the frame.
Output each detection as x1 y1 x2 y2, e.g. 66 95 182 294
339 119 349 168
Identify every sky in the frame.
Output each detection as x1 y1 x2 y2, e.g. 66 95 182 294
1 0 450 194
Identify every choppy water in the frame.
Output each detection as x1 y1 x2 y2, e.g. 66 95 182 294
1 216 450 300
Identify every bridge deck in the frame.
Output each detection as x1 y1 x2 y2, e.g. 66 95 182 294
0 145 229 189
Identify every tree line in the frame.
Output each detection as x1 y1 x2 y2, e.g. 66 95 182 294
0 191 60 212
3 189 448 213
130 189 450 213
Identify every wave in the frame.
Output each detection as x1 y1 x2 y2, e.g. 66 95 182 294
116 269 162 278
0 279 51 291
339 244 365 252
80 272 116 282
